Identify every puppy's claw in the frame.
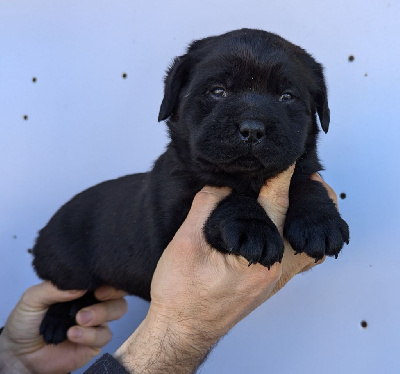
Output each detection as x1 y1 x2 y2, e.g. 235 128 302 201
248 260 253 267
228 248 233 255
334 254 339 260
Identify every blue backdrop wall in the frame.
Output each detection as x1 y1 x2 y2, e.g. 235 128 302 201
1 1 399 372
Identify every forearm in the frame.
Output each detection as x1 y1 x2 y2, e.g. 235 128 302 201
114 310 218 374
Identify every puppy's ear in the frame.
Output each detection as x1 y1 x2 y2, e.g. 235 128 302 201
312 63 330 134
295 49 330 133
158 55 193 122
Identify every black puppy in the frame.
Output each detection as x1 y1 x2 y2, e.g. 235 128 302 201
32 29 349 344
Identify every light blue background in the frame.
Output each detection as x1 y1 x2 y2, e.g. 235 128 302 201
1 1 399 373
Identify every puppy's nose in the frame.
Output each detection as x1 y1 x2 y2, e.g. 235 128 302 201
239 120 265 142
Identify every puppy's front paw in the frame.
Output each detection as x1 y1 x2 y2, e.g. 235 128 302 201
40 291 98 344
284 206 349 261
40 302 78 344
204 194 284 268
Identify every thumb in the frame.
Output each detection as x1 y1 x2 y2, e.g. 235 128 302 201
20 281 86 312
257 163 295 233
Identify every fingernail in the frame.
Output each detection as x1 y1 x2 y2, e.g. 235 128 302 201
78 310 93 325
70 328 83 339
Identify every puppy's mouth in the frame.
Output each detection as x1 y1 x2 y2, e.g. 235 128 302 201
225 154 264 171
198 153 266 173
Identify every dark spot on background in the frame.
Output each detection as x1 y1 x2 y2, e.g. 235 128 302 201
348 55 355 62
340 193 346 199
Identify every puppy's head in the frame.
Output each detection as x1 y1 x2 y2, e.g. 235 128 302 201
159 29 329 186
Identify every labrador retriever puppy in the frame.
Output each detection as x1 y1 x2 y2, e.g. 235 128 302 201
32 28 349 344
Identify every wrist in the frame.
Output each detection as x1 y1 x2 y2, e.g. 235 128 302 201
114 307 218 374
0 342 30 374
0 332 27 374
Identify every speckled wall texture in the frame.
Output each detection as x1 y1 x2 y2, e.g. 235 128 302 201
1 1 399 373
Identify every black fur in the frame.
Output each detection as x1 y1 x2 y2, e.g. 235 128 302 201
32 29 349 344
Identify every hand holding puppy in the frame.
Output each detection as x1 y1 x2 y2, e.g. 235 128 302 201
0 283 127 374
115 166 332 373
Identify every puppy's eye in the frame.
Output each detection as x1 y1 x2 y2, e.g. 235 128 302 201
210 87 227 98
279 92 293 102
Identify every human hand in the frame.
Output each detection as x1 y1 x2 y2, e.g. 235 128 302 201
115 166 338 373
271 172 339 292
0 281 127 374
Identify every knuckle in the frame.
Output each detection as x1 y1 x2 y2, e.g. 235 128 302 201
20 287 33 304
195 187 230 206
84 329 98 345
93 308 108 325
20 293 32 309
193 191 219 208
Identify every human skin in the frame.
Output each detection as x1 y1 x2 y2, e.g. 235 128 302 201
0 284 128 374
114 167 337 374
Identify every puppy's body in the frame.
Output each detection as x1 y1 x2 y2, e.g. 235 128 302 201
32 29 349 343
34 150 200 301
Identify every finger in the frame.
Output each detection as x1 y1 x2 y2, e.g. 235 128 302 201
272 253 311 295
258 163 295 206
181 186 231 229
310 173 338 208
167 186 231 261
94 286 128 301
272 240 325 295
21 281 86 311
76 298 128 326
258 163 296 231
67 324 112 348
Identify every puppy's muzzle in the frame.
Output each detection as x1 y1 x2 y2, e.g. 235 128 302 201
239 120 265 143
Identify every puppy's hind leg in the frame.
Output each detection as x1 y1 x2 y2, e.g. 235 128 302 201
40 291 99 345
